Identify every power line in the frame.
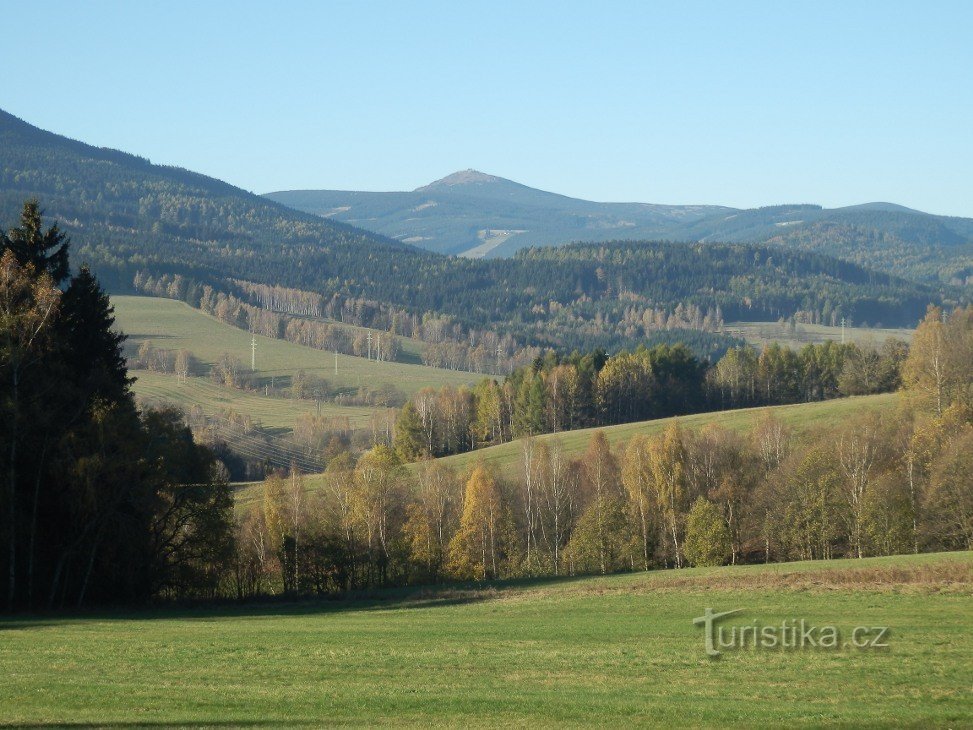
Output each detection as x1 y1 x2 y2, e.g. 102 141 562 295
207 423 324 473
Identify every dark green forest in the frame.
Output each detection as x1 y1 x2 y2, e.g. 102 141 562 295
0 202 233 610
0 109 960 363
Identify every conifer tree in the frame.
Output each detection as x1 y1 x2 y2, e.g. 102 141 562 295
1 200 70 285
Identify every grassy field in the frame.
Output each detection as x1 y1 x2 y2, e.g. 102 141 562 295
726 320 914 350
1 551 970 727
437 392 897 479
112 296 480 397
132 370 378 432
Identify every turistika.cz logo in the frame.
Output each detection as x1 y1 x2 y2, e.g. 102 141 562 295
693 607 890 657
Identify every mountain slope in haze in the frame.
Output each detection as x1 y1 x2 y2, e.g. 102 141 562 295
267 170 731 258
0 108 425 292
268 173 973 285
0 109 955 360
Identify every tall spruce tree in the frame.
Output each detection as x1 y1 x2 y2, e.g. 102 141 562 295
1 201 233 610
1 200 70 285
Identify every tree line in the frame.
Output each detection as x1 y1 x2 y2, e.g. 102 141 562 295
235 303 972 594
3 199 969 609
391 337 907 461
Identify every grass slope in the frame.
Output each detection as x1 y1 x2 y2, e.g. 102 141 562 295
438 393 897 478
230 393 896 505
131 370 377 432
1 551 970 726
727 320 914 350
112 295 480 397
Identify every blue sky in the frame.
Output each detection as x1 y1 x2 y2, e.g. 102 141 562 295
3 1 971 215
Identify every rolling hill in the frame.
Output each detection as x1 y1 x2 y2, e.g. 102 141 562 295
113 295 481 475
268 171 973 284
432 392 896 479
113 295 480 398
233 392 896 504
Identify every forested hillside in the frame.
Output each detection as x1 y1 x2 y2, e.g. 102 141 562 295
233 305 973 594
0 108 423 293
268 170 729 257
0 109 957 361
271 173 973 284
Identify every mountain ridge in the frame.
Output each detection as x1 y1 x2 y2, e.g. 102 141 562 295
266 171 973 284
0 108 958 359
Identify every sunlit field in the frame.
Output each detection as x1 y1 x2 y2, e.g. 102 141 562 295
1 551 969 727
436 392 897 479
113 295 480 397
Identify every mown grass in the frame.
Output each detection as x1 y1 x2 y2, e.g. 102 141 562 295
436 392 897 479
112 295 480 397
1 551 970 727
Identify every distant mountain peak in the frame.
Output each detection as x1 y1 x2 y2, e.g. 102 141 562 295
839 201 927 215
415 169 505 191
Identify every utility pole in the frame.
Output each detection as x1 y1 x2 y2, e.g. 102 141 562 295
841 317 846 344
251 335 256 370
367 332 373 361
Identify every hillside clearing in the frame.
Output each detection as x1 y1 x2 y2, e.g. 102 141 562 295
131 370 378 431
112 295 480 397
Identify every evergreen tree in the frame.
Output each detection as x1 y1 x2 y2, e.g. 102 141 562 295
1 201 234 610
58 265 131 403
1 200 70 285
393 401 426 461
512 371 546 437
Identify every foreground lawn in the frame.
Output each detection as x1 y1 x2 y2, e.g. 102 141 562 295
1 552 970 727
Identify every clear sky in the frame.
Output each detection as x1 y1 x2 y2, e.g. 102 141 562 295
3 1 971 215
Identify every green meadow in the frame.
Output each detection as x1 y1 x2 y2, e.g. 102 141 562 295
112 295 480 397
726 320 914 350
437 392 897 479
1 551 969 727
131 369 378 431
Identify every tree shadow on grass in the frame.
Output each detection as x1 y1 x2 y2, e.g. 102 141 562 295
9 720 284 728
15 721 371 729
0 572 601 629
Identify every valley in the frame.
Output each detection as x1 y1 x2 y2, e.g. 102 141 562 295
113 295 478 397
2 6 973 727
